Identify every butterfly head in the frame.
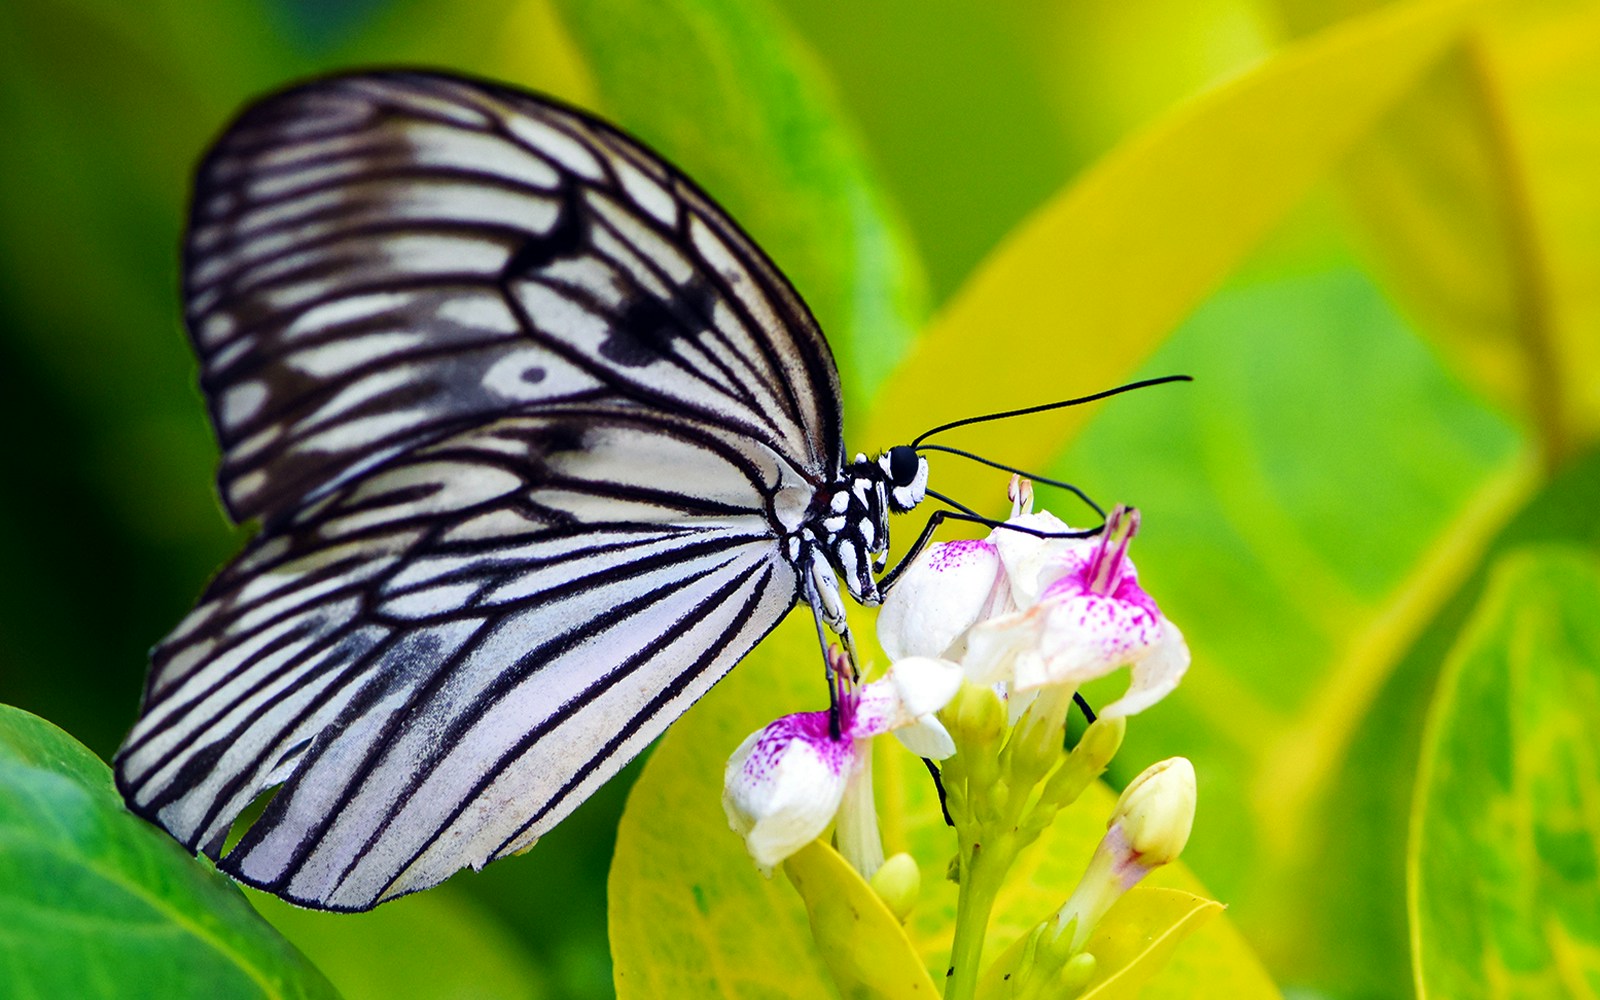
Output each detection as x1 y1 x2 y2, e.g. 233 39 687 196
878 445 928 513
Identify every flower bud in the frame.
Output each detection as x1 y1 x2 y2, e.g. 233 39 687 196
1113 756 1195 866
1073 716 1127 773
1051 756 1198 951
1036 716 1125 811
948 681 1004 749
1058 952 1097 994
868 852 921 922
1004 685 1073 786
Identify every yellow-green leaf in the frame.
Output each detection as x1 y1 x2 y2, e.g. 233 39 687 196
1271 0 1600 464
976 888 1221 1000
783 841 940 1000
1410 547 1600 998
1491 3 1600 454
884 749 1279 998
608 615 835 1000
865 0 1476 512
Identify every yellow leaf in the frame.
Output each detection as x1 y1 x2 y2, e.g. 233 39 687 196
1272 0 1600 466
784 841 941 1000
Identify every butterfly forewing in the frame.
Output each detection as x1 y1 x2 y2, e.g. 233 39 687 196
186 71 842 527
118 70 852 910
118 408 805 908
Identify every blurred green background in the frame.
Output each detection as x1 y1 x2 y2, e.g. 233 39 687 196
3 0 1599 997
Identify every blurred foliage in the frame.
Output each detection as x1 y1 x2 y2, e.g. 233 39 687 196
4 0 1600 997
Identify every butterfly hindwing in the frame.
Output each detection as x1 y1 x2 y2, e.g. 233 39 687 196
187 71 843 527
116 407 806 909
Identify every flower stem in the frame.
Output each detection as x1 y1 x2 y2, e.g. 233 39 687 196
945 834 1012 1000
835 738 886 878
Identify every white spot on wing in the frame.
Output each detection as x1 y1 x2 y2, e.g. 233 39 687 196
482 349 554 401
199 312 236 345
505 115 602 179
286 332 428 377
614 157 678 226
436 294 520 333
284 292 411 340
222 382 268 428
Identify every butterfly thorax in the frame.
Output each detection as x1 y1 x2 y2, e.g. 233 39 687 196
799 445 928 607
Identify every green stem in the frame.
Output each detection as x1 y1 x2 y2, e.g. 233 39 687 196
945 836 1012 1000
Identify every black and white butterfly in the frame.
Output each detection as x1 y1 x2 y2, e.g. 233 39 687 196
113 70 944 911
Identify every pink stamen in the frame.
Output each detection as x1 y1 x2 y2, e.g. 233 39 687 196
1086 505 1140 596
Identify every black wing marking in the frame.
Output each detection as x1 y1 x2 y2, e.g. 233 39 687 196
187 71 844 527
115 408 808 909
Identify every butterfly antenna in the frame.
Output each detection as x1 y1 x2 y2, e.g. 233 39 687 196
925 488 1101 539
915 444 1105 518
910 374 1193 447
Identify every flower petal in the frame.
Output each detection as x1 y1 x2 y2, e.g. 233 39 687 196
723 713 853 872
850 657 963 738
963 607 1043 686
1029 591 1166 684
992 511 1093 608
892 714 957 759
877 539 1007 660
1098 619 1191 718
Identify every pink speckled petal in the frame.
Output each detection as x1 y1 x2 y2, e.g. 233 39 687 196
1099 619 1190 718
723 713 854 872
877 539 1008 660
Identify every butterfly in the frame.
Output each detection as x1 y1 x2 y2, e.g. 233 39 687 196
112 70 940 911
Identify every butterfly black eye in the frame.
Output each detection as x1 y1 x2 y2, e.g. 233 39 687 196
887 445 919 486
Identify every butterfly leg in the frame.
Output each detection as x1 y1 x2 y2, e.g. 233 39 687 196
876 508 996 593
804 556 861 681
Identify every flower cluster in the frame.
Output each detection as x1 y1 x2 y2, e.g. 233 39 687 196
879 486 1188 718
723 480 1189 872
721 478 1199 999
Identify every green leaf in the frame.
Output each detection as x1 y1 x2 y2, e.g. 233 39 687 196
782 841 939 999
548 0 930 411
0 705 337 999
248 888 548 1000
1410 547 1600 998
608 615 836 1000
865 0 1478 512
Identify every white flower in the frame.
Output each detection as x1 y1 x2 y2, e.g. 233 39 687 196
876 539 1008 662
964 505 1188 718
723 657 962 872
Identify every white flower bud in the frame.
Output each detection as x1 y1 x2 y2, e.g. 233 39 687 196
1112 756 1195 865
